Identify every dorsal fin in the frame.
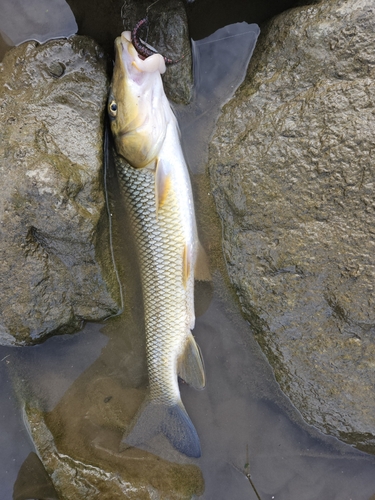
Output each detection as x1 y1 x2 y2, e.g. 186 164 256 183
178 333 205 390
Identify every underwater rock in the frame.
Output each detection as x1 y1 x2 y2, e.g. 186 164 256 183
209 0 375 452
13 452 59 500
0 37 121 345
23 379 204 500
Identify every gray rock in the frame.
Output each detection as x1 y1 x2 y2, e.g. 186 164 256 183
0 37 121 345
208 0 375 452
121 0 193 104
66 0 192 104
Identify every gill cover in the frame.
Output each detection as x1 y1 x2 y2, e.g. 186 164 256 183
108 32 168 169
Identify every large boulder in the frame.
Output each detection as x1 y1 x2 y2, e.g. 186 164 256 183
209 0 375 452
67 0 192 104
0 37 120 345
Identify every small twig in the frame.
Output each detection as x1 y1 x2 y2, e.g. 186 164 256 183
244 471 262 500
230 461 263 499
229 444 263 500
1 354 10 362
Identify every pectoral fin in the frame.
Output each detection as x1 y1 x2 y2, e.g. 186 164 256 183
194 241 211 281
155 158 171 213
178 333 205 390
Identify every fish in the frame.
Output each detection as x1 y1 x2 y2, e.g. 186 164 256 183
108 31 209 458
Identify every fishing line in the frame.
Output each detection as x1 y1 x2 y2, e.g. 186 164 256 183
103 122 124 315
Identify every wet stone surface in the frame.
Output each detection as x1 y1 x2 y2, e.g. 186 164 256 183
0 37 121 345
67 0 193 104
121 0 193 104
208 0 375 453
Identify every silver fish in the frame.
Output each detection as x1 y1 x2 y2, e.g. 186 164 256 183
108 31 209 458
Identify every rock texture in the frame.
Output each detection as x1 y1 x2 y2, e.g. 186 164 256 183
0 37 120 345
67 0 193 104
209 0 375 452
120 0 193 104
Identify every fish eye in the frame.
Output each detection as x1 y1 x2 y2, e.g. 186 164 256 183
108 100 118 117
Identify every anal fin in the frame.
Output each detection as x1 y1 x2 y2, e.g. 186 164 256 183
178 333 205 390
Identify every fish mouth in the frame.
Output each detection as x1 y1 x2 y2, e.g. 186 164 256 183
113 32 134 75
110 31 168 168
115 31 166 76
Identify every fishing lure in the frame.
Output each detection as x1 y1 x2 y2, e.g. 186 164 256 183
131 16 184 66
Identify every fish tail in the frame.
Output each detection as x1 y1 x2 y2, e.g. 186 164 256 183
121 398 201 458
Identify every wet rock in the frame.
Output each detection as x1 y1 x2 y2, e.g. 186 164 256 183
67 0 192 104
208 0 375 452
120 0 193 104
0 37 121 345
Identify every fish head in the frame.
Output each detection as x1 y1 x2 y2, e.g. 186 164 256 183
108 31 168 169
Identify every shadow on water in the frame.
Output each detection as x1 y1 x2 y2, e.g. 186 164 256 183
1 2 375 499
13 452 59 500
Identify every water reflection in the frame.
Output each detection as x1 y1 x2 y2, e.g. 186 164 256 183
1 6 375 500
175 22 260 174
0 325 107 498
0 0 77 48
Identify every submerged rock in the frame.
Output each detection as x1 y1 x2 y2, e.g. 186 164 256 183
13 452 59 500
23 376 204 499
209 0 375 452
0 37 120 345
13 195 204 499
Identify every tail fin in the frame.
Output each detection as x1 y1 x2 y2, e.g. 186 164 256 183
121 399 201 458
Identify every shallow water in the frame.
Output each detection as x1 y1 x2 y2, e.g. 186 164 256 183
1 2 375 499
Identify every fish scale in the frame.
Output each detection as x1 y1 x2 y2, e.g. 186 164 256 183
109 31 205 457
115 156 188 405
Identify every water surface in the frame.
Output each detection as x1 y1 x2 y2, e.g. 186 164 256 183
1 3 375 500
